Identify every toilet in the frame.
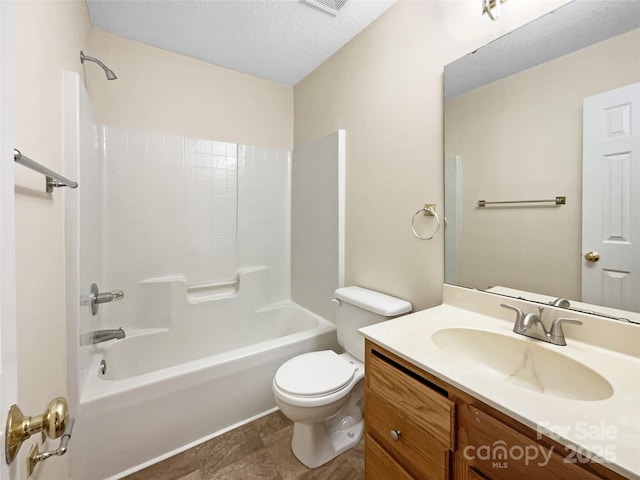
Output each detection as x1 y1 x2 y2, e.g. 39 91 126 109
272 286 412 468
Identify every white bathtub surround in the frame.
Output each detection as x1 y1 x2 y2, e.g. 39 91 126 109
92 268 302 381
66 76 345 478
71 265 338 479
237 145 292 305
74 304 336 479
101 127 292 331
64 72 103 405
291 131 345 322
71 265 339 479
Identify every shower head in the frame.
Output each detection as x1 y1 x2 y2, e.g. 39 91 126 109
80 51 118 80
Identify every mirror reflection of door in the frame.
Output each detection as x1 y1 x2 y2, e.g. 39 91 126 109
582 82 640 312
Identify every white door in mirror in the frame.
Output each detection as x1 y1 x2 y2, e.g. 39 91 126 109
582 82 640 311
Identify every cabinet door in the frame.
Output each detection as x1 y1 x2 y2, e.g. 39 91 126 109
365 434 415 480
466 407 602 480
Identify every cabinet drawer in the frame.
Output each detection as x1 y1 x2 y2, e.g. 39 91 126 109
366 391 449 480
366 349 456 449
466 406 602 480
365 434 414 480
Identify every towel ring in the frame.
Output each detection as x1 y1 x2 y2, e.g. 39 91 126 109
411 205 441 241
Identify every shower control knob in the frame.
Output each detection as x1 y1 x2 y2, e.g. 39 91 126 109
89 283 125 315
389 429 401 442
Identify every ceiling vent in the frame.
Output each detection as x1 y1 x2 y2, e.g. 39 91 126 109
304 0 349 16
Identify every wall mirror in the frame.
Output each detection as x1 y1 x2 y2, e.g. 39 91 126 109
444 0 640 323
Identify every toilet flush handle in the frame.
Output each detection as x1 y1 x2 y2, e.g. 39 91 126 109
332 298 342 306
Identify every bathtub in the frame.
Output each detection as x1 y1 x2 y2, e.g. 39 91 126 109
71 301 338 480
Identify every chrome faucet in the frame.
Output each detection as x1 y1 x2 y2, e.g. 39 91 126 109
501 304 582 346
549 297 571 308
79 328 125 346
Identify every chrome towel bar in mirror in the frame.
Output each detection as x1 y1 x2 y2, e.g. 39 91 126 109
477 196 566 208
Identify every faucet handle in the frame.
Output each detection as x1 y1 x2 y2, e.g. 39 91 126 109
89 283 125 316
500 303 523 319
501 303 525 333
549 318 583 345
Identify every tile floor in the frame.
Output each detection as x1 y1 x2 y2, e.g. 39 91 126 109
122 411 364 480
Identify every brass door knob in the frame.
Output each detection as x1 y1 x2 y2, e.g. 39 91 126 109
584 251 600 262
5 397 69 464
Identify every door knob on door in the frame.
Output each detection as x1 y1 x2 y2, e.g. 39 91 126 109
584 251 600 262
27 417 75 476
5 397 69 464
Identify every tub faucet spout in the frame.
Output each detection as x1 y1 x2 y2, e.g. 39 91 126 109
80 328 125 346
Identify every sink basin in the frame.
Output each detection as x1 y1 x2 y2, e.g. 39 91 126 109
431 328 613 401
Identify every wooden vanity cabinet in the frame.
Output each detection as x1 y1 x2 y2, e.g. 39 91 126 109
364 340 627 480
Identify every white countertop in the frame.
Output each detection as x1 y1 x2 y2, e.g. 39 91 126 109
360 297 640 479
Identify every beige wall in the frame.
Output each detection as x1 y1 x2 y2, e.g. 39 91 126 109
14 1 91 478
87 29 294 151
294 0 569 310
445 29 640 300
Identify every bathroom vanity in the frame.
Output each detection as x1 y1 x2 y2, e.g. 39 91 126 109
360 286 640 480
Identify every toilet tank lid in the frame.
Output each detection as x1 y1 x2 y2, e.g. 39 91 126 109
334 286 412 317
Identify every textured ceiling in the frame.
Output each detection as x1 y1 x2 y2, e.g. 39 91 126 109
445 0 640 99
86 0 396 86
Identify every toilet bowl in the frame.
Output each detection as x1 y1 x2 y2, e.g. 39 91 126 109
272 286 412 468
273 350 364 468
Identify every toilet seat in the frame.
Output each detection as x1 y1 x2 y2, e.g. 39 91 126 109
274 351 356 397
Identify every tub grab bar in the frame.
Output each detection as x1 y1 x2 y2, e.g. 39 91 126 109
14 149 78 192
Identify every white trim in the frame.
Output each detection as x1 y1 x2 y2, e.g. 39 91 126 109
104 407 280 479
0 1 19 478
337 129 346 288
444 155 461 285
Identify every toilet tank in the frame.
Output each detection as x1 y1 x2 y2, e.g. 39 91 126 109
334 286 412 362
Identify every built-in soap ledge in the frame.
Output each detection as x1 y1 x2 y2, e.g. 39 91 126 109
140 266 269 304
186 279 238 301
